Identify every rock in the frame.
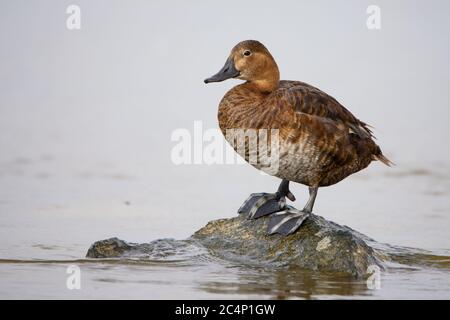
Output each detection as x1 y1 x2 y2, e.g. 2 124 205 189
192 213 384 278
86 237 133 258
86 237 206 260
86 212 384 278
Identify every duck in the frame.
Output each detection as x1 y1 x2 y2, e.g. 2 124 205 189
204 40 392 236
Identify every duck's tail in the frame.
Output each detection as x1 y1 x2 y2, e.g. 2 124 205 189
373 147 394 167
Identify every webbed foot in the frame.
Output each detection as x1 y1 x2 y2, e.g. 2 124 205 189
238 179 295 219
238 192 286 219
267 208 310 236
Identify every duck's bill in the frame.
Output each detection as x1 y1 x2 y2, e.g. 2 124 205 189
204 58 240 83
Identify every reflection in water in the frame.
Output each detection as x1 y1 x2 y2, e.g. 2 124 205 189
197 266 369 299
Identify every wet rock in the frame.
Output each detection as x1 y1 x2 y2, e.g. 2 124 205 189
86 237 133 258
87 213 384 278
192 213 384 278
86 237 206 261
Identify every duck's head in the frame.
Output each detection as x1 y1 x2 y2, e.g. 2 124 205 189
204 40 280 93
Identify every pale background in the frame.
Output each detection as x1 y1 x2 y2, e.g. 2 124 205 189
0 1 449 298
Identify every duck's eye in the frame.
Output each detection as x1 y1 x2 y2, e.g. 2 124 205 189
243 50 252 57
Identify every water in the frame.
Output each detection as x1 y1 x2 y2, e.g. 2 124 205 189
1 0 450 299
1 233 450 299
0 164 449 299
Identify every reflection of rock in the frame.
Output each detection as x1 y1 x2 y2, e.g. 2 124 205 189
197 267 369 299
87 213 385 278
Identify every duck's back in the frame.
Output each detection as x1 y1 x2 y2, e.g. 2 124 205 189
218 80 390 187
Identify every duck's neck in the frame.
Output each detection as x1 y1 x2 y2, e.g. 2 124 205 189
246 62 280 94
247 79 279 93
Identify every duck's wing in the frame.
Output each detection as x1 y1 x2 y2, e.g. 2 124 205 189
278 81 392 167
282 81 374 139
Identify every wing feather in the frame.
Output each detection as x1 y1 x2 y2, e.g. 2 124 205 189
282 81 374 139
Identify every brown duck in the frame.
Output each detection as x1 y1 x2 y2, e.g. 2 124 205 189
204 40 392 236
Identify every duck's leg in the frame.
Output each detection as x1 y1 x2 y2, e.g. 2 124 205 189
303 186 318 214
267 186 318 236
238 179 296 219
